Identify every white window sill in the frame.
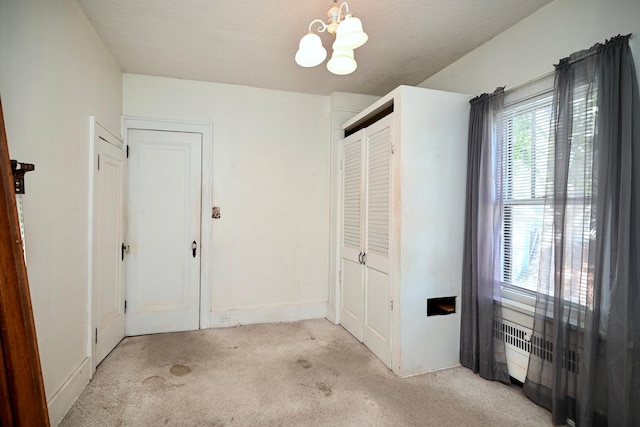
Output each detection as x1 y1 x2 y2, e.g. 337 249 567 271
500 287 536 316
500 297 535 316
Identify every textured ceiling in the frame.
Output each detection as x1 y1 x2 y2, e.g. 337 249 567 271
76 0 552 96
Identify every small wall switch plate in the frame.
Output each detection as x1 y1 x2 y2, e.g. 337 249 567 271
219 313 230 323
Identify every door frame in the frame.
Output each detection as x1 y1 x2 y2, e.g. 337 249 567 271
122 117 213 331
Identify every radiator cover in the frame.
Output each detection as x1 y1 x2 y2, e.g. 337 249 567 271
494 315 580 383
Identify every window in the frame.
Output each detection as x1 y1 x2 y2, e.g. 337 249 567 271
500 83 596 307
501 92 553 295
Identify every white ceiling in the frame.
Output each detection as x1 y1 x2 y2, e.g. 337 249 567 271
77 0 552 96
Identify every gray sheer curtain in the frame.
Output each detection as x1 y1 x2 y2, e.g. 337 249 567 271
460 87 510 384
523 35 640 426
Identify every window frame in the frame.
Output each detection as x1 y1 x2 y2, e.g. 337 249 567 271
500 90 554 301
498 73 599 313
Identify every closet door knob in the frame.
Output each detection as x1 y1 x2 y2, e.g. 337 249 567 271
358 252 363 264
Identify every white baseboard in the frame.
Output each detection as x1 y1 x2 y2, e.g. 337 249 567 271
47 357 91 426
398 363 462 379
210 302 327 328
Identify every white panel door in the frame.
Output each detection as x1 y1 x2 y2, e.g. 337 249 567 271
340 130 365 341
92 125 125 369
126 129 202 336
362 117 392 367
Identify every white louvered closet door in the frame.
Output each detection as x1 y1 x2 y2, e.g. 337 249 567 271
362 116 392 367
340 115 393 367
340 130 365 341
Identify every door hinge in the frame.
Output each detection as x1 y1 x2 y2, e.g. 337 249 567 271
97 154 100 170
95 328 98 343
340 159 343 170
126 145 129 158
389 297 394 311
391 144 396 155
338 270 342 285
124 300 127 313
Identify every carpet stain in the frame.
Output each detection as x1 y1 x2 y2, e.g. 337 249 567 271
170 364 191 376
297 359 312 369
365 398 378 407
142 376 165 392
316 381 333 396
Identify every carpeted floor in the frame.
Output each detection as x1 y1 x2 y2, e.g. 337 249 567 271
61 319 552 426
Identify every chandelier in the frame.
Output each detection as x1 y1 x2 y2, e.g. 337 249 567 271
295 1 368 75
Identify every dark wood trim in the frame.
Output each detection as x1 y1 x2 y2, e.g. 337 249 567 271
344 102 394 137
0 97 50 426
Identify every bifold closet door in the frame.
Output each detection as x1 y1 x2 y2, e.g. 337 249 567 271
362 116 392 367
340 130 365 341
340 115 393 368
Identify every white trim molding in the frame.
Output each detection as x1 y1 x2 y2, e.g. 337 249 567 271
210 302 328 328
47 357 91 426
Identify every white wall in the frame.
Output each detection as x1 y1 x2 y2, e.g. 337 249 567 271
420 0 640 95
0 0 122 425
397 87 470 376
123 74 331 326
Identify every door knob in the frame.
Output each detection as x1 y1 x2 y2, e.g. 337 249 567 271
192 241 197 258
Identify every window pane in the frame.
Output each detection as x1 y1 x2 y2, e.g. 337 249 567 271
501 92 552 295
503 204 543 293
504 95 552 202
500 82 596 307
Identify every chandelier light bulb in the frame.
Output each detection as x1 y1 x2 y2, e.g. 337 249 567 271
327 48 357 75
333 15 368 50
295 33 328 67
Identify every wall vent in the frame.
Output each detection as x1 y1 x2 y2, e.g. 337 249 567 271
426 296 456 316
493 318 579 374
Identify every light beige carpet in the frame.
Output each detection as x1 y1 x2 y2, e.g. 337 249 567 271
61 319 552 426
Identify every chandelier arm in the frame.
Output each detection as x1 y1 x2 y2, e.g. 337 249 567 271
338 2 350 20
308 18 328 33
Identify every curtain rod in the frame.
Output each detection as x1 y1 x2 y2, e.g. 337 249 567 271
504 33 634 94
556 33 632 69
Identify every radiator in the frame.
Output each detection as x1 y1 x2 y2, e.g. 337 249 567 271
494 317 532 382
493 317 580 382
